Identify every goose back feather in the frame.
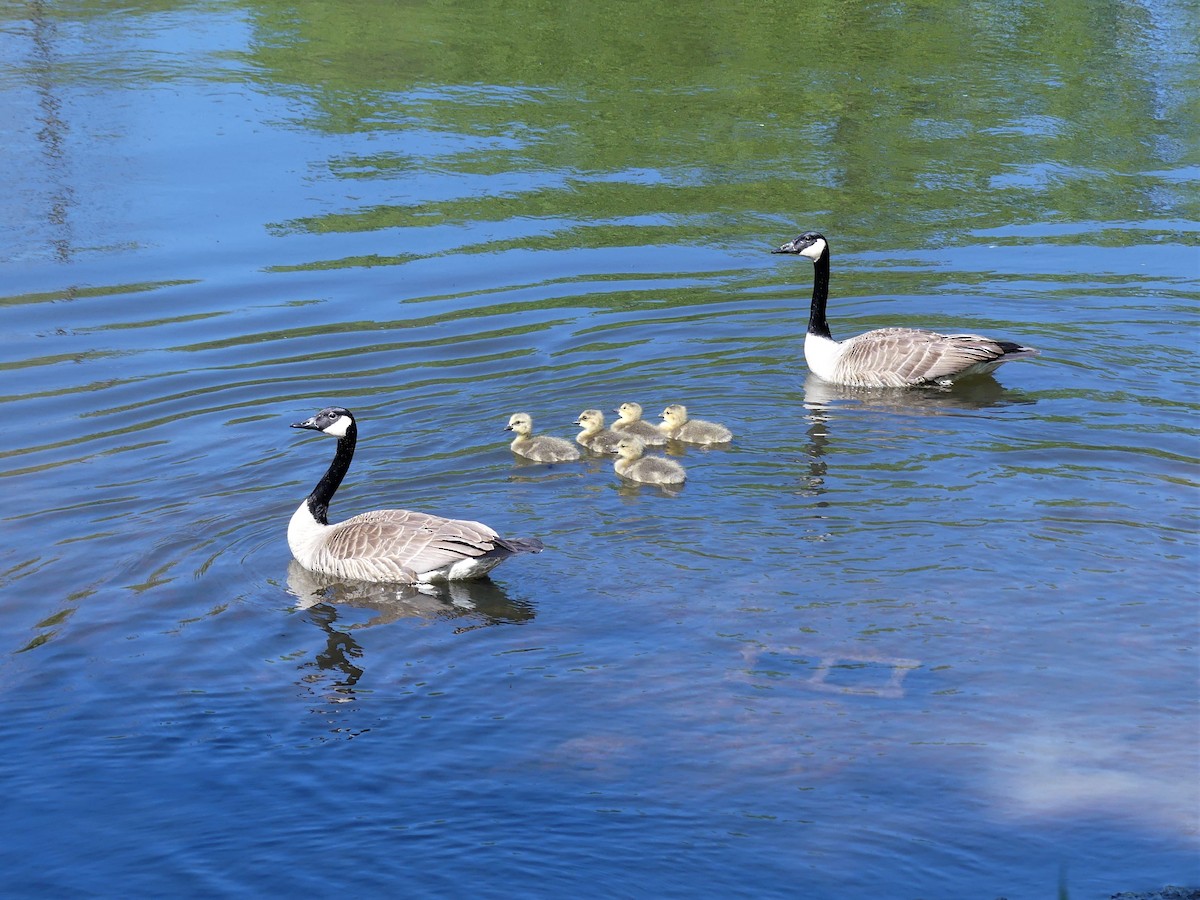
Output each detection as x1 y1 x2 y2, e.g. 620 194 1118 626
821 328 1038 388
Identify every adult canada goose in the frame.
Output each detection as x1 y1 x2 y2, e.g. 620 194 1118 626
658 404 732 444
613 436 687 485
574 409 623 454
505 412 581 463
288 407 543 584
611 402 667 447
772 231 1039 387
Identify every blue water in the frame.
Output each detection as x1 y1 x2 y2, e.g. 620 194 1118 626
1 2 1197 898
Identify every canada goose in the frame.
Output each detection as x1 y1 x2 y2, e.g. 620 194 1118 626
772 231 1039 387
611 401 667 447
658 404 732 444
505 412 581 463
613 436 687 485
288 407 543 584
574 409 623 454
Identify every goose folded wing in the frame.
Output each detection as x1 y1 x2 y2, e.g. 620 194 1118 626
324 509 501 575
842 329 1007 385
919 333 1011 380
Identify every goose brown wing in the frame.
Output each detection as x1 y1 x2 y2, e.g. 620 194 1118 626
838 328 1009 386
324 509 501 575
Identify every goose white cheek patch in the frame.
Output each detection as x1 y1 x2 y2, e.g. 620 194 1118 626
323 415 353 438
800 238 827 261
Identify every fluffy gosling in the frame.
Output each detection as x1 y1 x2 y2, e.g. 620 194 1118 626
575 409 623 454
506 412 581 463
658 404 732 444
611 401 667 447
613 436 686 485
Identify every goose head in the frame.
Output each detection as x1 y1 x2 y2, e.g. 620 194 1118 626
772 231 828 261
575 409 605 430
292 406 356 439
615 436 646 460
614 401 644 422
505 412 533 436
660 404 688 428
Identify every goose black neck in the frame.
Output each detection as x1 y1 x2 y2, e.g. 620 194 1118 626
307 423 357 525
807 247 832 340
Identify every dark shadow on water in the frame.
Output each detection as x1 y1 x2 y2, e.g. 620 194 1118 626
661 438 732 459
506 452 595 483
794 374 1036 499
614 476 685 500
801 373 1037 414
284 561 537 729
285 559 536 633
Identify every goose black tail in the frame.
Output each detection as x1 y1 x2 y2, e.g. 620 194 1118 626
493 536 545 556
997 341 1039 358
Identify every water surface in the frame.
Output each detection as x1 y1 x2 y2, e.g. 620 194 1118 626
1 1 1197 897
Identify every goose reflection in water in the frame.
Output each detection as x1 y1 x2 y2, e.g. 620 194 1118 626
801 372 1036 414
286 559 536 633
285 562 535 728
797 374 1037 499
